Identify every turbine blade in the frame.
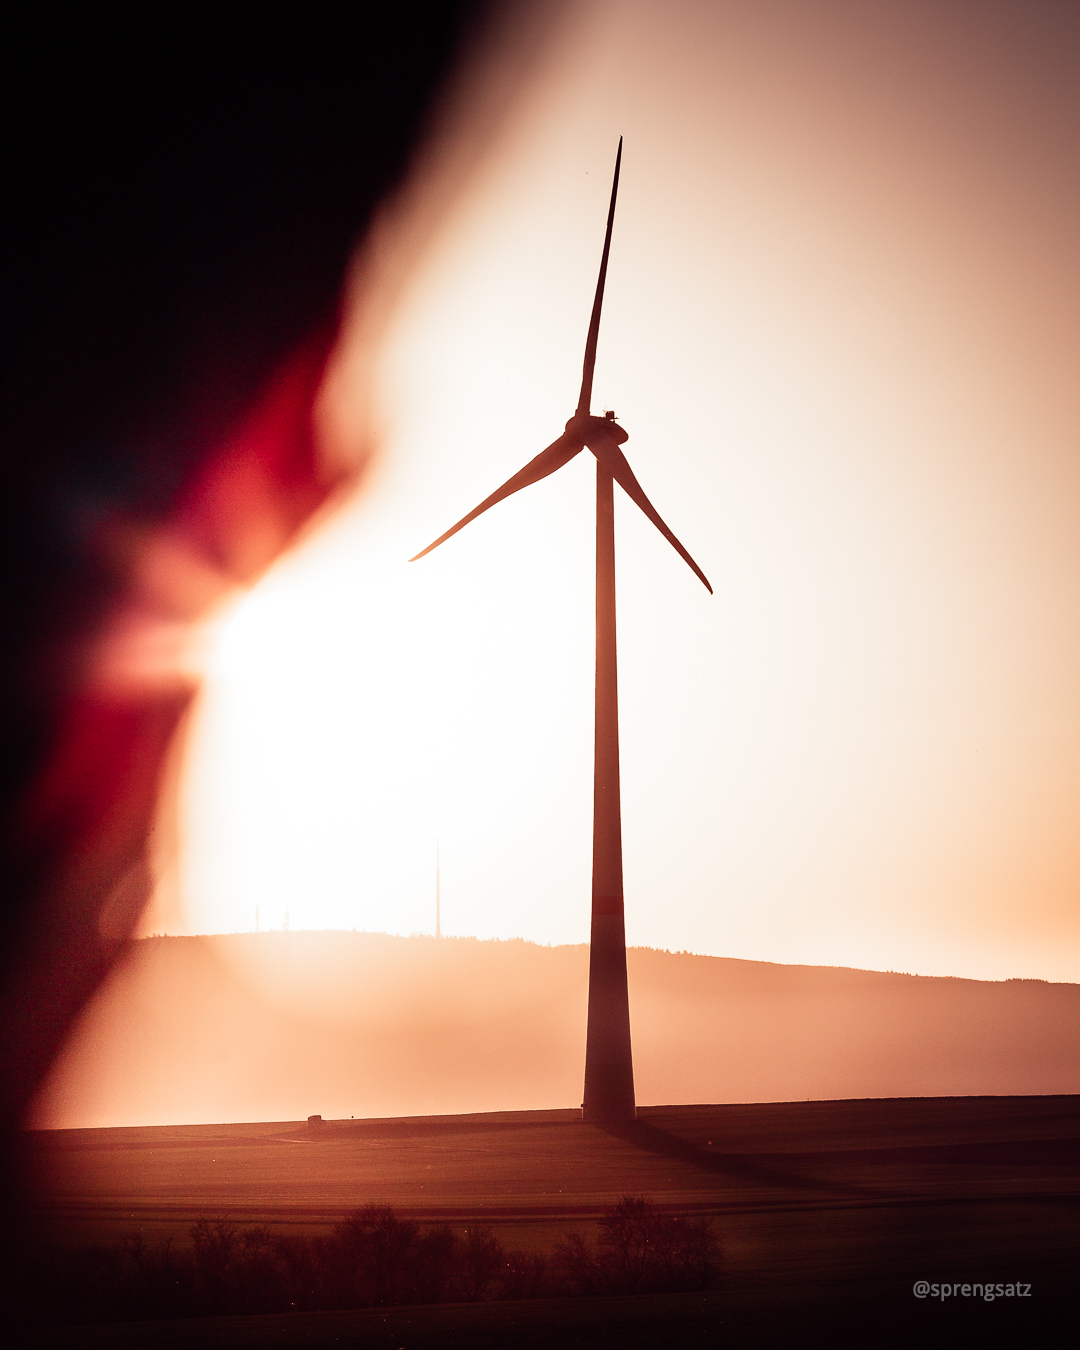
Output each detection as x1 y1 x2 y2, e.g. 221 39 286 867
410 436 584 561
590 436 713 593
576 138 623 417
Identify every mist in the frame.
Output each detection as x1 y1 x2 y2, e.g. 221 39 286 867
33 932 1080 1129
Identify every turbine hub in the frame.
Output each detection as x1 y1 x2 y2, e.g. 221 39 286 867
565 412 628 445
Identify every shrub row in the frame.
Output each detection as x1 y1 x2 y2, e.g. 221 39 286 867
23 1197 719 1325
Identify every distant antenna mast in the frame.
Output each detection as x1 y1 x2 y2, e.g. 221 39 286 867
255 905 259 933
435 838 442 939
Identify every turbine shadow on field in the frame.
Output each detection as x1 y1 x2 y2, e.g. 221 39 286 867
595 1119 874 1199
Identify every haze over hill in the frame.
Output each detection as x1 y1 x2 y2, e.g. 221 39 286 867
31 932 1080 1129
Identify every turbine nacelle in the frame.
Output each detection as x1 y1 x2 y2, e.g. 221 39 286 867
565 412 629 447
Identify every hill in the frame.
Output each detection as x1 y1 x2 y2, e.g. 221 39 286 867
31 932 1080 1128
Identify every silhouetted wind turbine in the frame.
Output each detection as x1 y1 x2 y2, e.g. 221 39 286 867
411 139 712 1122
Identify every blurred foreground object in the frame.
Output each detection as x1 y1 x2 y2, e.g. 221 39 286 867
0 2 551 1218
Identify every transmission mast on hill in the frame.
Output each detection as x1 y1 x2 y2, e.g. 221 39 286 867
411 141 711 1122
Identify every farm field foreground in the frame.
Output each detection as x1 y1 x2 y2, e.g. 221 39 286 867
24 1094 1078 1347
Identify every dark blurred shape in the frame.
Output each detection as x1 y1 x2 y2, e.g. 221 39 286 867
15 1196 716 1326
0 1 502 1233
555 1196 718 1295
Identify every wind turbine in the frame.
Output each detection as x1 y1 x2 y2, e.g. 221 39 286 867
411 140 712 1122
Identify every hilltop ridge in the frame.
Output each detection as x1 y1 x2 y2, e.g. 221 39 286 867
32 932 1080 1129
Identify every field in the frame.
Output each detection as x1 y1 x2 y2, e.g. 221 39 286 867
25 1093 1077 1346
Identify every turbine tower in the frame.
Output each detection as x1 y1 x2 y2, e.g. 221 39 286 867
411 140 711 1122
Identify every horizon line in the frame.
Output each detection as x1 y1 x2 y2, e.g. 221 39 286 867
134 930 1067 985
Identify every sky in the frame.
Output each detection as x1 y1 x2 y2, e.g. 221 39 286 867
140 0 1080 984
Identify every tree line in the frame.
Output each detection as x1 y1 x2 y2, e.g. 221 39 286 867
22 1197 719 1326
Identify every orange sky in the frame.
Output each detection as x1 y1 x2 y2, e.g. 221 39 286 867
141 0 1080 984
